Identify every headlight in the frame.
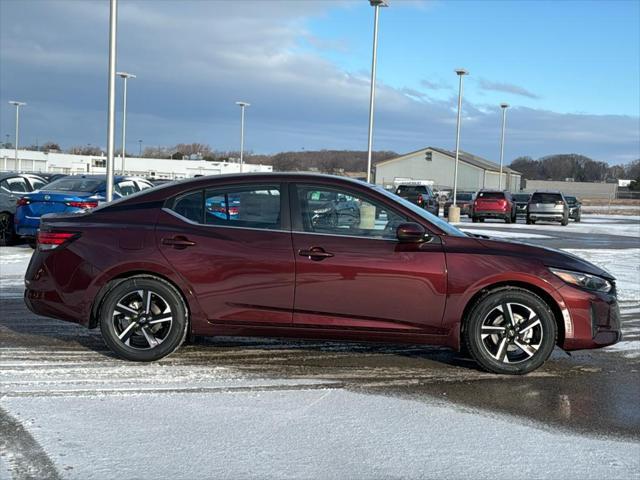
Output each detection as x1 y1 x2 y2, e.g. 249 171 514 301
550 268 612 293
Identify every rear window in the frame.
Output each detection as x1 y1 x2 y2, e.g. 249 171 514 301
512 194 530 202
531 193 563 203
396 185 430 194
455 193 472 201
45 177 103 193
477 192 505 199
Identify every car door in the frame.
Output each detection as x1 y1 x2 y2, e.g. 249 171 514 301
156 182 295 325
290 183 447 333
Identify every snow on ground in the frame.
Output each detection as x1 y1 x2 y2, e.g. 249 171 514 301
3 390 639 480
455 215 640 238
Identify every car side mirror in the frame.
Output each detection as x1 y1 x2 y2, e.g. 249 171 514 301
396 222 428 243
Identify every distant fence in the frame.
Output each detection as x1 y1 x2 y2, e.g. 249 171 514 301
523 180 618 200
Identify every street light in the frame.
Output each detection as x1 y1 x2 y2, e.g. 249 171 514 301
8 101 26 171
366 0 388 184
235 101 250 173
105 0 118 202
116 71 136 174
498 103 509 190
138 139 143 156
448 68 468 223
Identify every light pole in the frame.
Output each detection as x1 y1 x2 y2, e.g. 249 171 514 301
138 139 142 156
105 0 118 201
235 101 250 173
498 103 509 190
8 101 26 171
366 0 388 184
448 68 468 223
116 71 136 174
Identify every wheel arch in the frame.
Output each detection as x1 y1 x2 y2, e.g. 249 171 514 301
89 271 191 329
460 281 565 347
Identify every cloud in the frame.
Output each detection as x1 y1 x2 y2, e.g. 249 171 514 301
477 78 541 100
420 79 451 91
0 0 637 165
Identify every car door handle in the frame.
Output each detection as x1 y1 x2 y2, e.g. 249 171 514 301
162 236 196 249
298 247 334 261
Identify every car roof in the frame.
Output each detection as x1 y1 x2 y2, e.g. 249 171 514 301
0 172 47 181
532 190 563 194
48 174 149 182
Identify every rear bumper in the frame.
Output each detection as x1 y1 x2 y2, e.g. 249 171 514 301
474 210 508 218
15 214 40 237
528 212 564 221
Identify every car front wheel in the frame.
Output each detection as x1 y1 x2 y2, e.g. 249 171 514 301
464 288 557 374
99 277 188 361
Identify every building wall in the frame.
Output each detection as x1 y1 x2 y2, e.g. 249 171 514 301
375 149 520 192
523 180 617 199
0 149 272 178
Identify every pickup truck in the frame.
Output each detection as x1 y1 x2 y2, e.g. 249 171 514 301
394 184 439 216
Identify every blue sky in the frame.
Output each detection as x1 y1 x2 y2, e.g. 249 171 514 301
0 0 638 164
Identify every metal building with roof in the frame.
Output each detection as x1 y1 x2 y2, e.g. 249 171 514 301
374 146 522 192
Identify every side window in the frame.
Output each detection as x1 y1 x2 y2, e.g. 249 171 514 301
295 185 409 240
1 177 29 193
204 185 281 230
137 180 153 191
29 178 47 191
170 191 204 223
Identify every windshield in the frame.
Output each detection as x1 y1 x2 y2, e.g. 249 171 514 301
376 186 466 237
44 177 103 193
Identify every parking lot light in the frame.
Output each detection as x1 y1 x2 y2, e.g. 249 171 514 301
366 0 389 184
8 101 26 172
105 0 118 202
116 71 136 174
499 103 509 190
235 101 250 173
449 68 468 222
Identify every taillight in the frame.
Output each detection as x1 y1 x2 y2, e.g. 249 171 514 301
65 201 98 209
36 231 79 251
417 194 424 205
16 197 30 207
499 199 507 209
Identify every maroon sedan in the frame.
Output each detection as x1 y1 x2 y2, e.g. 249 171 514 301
24 174 620 374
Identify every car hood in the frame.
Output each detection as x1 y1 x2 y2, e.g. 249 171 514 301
475 237 614 280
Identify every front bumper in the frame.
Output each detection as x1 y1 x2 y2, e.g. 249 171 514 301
558 284 621 350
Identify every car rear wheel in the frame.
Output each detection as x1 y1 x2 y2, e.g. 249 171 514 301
99 277 188 361
505 214 512 224
561 214 569 226
526 216 535 225
574 214 581 223
0 212 17 246
464 288 557 374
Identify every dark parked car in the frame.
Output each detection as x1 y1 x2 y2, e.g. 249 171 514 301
443 192 474 217
0 172 48 245
394 184 439 216
15 174 154 241
25 173 620 375
527 191 569 226
512 193 531 216
472 190 517 223
565 196 582 222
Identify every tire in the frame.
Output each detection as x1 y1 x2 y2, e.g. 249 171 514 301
505 214 512 224
526 216 535 225
27 239 36 249
0 212 17 246
464 287 557 375
472 216 479 223
479 218 485 223
561 215 569 226
99 277 188 361
575 214 581 223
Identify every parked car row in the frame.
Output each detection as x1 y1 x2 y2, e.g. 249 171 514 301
431 189 582 226
0 172 155 246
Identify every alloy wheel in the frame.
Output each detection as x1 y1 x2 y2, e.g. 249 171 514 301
111 289 173 350
480 302 543 364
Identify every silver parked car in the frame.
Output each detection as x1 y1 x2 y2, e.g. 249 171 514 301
526 191 569 226
0 172 48 245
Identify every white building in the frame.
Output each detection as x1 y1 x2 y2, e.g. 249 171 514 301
0 149 272 179
375 146 522 192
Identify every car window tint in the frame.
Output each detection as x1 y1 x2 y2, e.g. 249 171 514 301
29 178 47 191
396 185 428 194
531 193 563 203
171 190 204 223
477 192 504 199
456 193 472 201
137 180 153 190
513 194 530 202
115 180 140 196
204 185 281 230
296 186 408 240
1 177 29 193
